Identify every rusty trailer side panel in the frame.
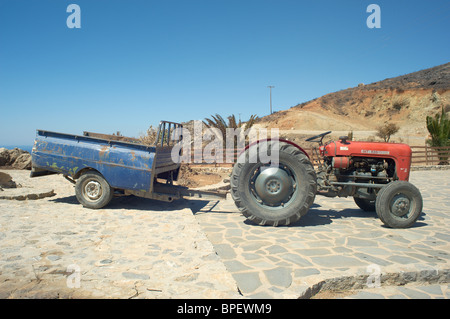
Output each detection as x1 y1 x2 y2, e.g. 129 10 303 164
31 130 159 192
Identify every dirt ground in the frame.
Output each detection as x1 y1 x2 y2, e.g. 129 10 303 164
176 165 230 188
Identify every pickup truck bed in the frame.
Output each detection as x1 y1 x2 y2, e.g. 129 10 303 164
31 129 178 192
31 121 226 209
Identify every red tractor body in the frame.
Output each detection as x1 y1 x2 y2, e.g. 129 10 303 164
320 140 412 181
231 131 423 228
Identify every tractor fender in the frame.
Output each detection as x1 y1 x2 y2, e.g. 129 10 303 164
241 138 311 160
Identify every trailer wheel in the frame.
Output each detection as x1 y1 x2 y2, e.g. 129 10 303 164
75 171 113 209
375 181 423 228
231 141 317 226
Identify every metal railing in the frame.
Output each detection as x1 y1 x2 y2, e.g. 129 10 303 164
411 145 450 165
155 121 183 147
184 146 450 167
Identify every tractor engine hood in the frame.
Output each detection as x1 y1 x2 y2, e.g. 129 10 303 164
323 140 412 158
322 140 412 181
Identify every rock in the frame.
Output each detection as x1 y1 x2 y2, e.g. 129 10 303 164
232 272 261 293
0 172 17 189
122 272 150 280
264 267 292 288
0 189 55 200
47 255 61 261
7 148 26 165
12 153 32 170
0 148 31 170
0 148 9 166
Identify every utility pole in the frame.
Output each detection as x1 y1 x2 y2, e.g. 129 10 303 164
267 86 274 114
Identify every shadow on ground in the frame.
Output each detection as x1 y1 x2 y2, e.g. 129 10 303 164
50 194 215 213
51 195 428 228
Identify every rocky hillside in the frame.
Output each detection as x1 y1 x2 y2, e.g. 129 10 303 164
256 62 450 144
0 148 32 170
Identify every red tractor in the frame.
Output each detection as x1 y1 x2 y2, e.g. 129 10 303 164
231 131 423 228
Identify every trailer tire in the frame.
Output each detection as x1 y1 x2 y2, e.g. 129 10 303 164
375 181 423 228
75 171 113 209
231 141 316 226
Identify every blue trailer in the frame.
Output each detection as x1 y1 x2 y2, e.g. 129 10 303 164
31 121 226 208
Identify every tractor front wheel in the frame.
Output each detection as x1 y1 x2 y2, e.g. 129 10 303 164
375 181 423 228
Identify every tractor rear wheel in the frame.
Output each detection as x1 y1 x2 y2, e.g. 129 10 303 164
231 141 317 226
375 181 423 228
353 197 376 212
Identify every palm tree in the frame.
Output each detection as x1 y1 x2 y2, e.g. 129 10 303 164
203 113 258 149
203 113 257 132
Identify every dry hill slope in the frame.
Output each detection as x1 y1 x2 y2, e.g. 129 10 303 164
256 62 450 144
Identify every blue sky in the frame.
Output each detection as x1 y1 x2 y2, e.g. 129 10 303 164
0 0 449 145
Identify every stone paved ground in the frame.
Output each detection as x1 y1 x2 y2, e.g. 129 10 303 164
0 170 240 299
192 169 450 298
0 169 449 299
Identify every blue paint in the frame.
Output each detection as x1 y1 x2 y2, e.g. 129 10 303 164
31 130 157 191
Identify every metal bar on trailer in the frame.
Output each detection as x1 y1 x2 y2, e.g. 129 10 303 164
329 182 385 188
153 183 228 200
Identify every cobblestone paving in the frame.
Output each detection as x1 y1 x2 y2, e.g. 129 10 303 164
0 169 449 299
0 170 240 299
193 170 450 298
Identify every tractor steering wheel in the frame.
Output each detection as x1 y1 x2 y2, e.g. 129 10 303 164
305 131 332 144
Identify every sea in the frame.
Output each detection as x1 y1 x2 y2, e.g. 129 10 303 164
0 145 33 153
